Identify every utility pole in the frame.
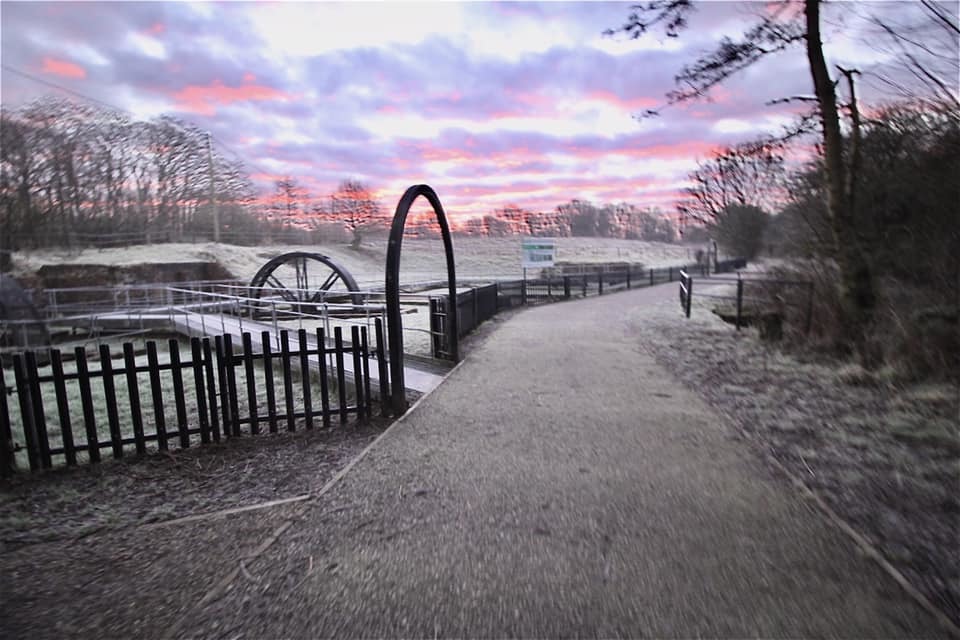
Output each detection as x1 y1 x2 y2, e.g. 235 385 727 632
207 133 219 243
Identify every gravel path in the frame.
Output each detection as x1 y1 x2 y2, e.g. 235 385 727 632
1 281 953 638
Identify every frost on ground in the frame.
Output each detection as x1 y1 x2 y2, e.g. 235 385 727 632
634 295 960 626
0 423 385 549
11 236 697 286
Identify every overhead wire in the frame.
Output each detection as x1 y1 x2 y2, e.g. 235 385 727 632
1 63 277 179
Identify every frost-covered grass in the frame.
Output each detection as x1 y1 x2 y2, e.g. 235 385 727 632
4 336 362 470
11 236 698 286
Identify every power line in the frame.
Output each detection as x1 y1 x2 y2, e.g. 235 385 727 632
2 63 278 181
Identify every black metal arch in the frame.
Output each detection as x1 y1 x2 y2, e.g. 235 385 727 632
386 184 458 414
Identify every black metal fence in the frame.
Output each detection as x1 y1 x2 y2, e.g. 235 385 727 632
679 270 814 334
0 325 386 476
428 262 713 358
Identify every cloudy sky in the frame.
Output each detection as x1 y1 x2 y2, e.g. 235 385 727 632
1 1 951 221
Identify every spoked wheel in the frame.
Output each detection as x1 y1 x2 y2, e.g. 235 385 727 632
248 252 364 317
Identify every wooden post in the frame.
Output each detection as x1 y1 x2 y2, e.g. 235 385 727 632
12 355 39 470
316 328 331 428
123 343 147 455
736 276 744 331
24 351 51 468
361 327 372 420
241 333 259 434
223 335 241 437
334 327 347 425
374 319 389 418
99 345 123 459
146 342 168 451
686 276 693 318
190 338 211 445
75 347 100 462
298 329 313 429
280 331 295 432
202 338 221 442
261 331 278 433
351 326 365 425
0 365 15 475
169 340 189 448
50 349 77 465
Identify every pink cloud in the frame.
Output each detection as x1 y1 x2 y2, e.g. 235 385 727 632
172 80 290 115
40 57 86 79
586 90 658 111
146 22 165 36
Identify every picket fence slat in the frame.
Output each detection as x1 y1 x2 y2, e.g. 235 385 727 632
0 366 15 476
12 355 39 470
2 327 384 474
191 338 211 445
298 329 313 430
124 343 147 456
280 331 295 432
242 332 259 435
224 335 241 437
146 341 168 451
361 327 372 420
334 327 347 425
74 347 100 463
24 351 52 469
202 338 221 443
98 345 123 460
374 319 389 417
169 339 190 449
316 328 331 430
214 336 231 437
261 331 278 434
351 326 365 425
50 350 77 466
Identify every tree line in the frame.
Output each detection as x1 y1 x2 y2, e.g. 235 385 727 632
1 98 261 253
610 0 958 374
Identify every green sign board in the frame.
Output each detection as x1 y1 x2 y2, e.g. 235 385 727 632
521 237 556 268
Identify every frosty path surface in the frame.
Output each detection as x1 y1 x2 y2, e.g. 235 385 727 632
181 281 946 637
2 281 948 639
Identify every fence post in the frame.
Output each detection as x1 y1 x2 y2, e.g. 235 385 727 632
598 271 604 295
521 278 527 305
686 276 693 318
736 275 744 331
0 366 15 476
563 276 570 299
626 267 631 289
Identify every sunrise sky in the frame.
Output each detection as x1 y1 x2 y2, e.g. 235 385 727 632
0 1 949 221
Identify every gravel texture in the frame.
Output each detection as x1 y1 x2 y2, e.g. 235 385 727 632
1 280 956 639
635 295 960 628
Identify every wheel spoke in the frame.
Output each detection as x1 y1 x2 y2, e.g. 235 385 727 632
266 274 299 302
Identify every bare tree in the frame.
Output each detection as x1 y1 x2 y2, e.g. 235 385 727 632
608 0 876 335
677 138 786 225
331 179 383 250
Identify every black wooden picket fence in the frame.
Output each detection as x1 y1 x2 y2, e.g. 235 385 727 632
0 323 387 476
